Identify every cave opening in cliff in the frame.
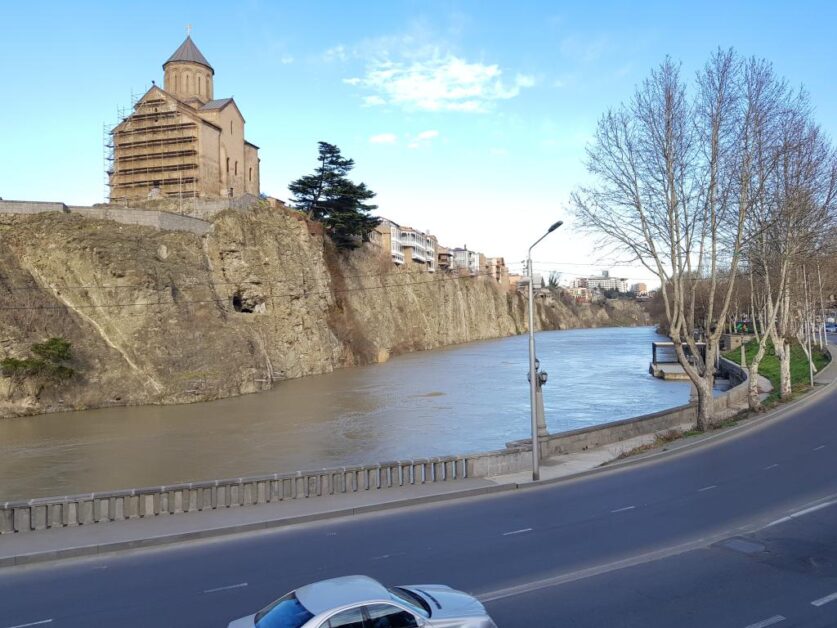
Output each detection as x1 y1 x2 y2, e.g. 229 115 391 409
232 292 254 313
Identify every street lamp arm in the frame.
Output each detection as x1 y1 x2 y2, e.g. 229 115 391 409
528 221 563 256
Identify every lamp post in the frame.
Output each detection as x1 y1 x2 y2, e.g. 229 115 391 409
527 220 562 481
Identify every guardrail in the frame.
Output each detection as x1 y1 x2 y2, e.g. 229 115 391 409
0 457 469 534
1 361 755 534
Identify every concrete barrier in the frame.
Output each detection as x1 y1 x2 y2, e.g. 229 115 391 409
0 358 754 534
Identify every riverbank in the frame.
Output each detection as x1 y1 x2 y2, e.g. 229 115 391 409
0 327 679 500
0 206 649 419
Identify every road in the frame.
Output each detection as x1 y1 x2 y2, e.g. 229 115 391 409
0 379 835 627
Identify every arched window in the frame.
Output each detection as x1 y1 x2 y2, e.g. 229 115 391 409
248 168 252 182
173 73 178 92
226 157 230 173
198 75 202 95
230 121 233 135
234 161 238 175
186 73 190 92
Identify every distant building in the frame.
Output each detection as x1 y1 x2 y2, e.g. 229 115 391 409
631 282 649 296
452 247 481 275
487 257 509 288
437 246 453 272
372 219 436 271
574 270 629 294
109 36 260 202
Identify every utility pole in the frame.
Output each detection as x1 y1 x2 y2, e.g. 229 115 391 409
803 265 814 387
527 220 562 481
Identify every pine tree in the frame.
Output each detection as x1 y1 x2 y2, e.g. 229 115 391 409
289 142 380 248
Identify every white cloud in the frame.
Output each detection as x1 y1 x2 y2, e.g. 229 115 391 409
363 95 387 107
280 55 294 65
347 53 534 113
417 130 439 140
343 77 362 86
322 44 348 62
369 133 397 144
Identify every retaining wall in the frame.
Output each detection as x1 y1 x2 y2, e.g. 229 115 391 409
69 207 211 235
1 368 751 534
0 200 68 214
1 199 212 235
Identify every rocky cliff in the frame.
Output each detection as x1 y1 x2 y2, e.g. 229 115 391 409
0 206 648 417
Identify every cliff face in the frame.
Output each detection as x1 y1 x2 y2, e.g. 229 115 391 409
0 207 648 417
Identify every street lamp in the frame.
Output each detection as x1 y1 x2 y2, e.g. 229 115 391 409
527 220 562 481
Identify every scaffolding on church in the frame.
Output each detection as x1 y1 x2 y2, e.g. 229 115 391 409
106 87 200 206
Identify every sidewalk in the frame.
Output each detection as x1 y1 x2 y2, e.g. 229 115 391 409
1 345 832 569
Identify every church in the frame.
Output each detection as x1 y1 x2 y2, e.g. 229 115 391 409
108 36 260 202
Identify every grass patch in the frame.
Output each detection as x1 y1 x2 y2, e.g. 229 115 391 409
723 337 830 400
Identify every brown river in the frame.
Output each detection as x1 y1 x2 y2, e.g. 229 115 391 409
0 326 690 500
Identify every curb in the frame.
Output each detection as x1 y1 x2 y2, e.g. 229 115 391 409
4 345 834 569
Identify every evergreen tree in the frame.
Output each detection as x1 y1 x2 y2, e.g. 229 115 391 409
289 142 380 248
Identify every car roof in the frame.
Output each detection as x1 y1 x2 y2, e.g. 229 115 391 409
295 575 390 614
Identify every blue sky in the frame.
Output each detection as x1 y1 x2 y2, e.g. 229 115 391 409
2 1 836 285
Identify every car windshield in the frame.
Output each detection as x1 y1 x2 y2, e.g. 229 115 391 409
254 591 315 628
388 587 431 618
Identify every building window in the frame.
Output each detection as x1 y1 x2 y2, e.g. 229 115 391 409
185 73 190 91
226 157 229 173
234 161 238 175
249 167 252 182
230 121 233 135
198 75 202 95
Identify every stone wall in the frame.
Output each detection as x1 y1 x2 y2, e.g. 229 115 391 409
0 200 68 214
69 206 211 235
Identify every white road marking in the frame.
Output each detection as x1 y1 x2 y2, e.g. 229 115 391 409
764 464 779 470
5 621 53 628
611 506 636 513
203 582 248 594
502 528 533 536
813 445 826 451
811 591 837 607
698 485 718 492
744 615 785 628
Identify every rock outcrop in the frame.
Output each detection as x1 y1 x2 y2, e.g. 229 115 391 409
0 206 648 417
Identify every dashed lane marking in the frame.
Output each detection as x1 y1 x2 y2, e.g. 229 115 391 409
203 582 248 594
811 591 837 607
744 615 785 628
4 621 53 628
813 445 826 451
698 485 718 492
502 528 533 536
611 506 636 513
764 464 779 470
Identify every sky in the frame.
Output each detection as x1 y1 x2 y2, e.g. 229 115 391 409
2 1 836 287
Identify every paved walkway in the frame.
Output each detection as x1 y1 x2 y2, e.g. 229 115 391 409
1 344 832 569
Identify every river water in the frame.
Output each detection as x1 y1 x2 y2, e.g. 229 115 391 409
0 326 690 500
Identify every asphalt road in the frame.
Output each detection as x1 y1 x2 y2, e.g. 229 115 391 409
1 379 835 627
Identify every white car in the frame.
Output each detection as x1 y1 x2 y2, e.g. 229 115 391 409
228 575 497 628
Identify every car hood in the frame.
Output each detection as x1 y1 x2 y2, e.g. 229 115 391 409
227 613 255 627
405 584 488 620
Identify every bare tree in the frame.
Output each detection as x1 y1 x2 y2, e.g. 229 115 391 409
572 50 787 430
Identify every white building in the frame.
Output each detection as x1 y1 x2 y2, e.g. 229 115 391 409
574 270 629 293
452 247 481 275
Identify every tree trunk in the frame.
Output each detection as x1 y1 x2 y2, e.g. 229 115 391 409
694 376 714 431
777 339 792 399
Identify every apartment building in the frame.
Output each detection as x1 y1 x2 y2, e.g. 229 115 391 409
452 247 482 275
573 270 630 293
373 219 436 271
